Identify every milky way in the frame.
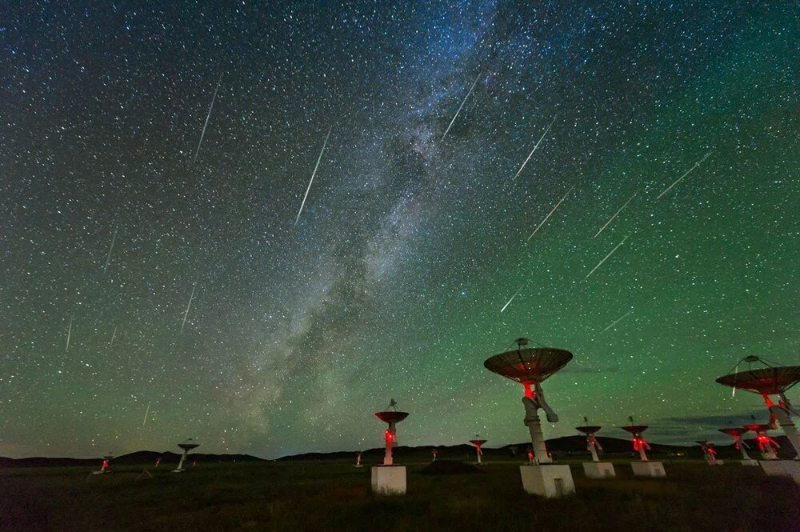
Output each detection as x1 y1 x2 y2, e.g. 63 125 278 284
1 2 797 458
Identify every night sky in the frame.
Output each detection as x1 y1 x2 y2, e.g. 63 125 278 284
2 2 798 459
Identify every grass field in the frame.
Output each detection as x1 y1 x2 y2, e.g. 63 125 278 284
1 459 798 531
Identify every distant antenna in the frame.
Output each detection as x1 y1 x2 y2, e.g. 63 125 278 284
375 400 408 466
372 399 409 495
742 421 780 460
718 427 758 465
621 417 666 478
92 453 113 475
576 417 615 478
696 441 723 466
469 434 488 466
173 438 200 473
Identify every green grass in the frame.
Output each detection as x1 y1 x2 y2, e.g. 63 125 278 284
1 459 798 531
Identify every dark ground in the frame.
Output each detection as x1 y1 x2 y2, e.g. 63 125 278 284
1 459 798 531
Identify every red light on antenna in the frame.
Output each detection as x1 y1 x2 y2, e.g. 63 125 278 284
523 382 535 399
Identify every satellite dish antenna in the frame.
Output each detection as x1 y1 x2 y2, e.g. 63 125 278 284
716 356 800 462
484 338 576 497
371 399 409 495
375 399 408 467
92 453 113 475
173 438 200 473
622 416 666 478
719 427 758 466
469 434 487 465
621 416 652 460
743 420 780 460
576 417 603 463
696 440 723 465
355 450 363 468
484 338 572 464
575 417 615 478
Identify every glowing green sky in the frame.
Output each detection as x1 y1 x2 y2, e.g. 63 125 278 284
1 1 797 458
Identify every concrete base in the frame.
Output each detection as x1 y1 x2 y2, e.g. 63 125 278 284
582 462 616 479
708 460 724 466
760 460 800 483
631 461 666 478
371 466 407 495
520 465 575 498
740 459 760 466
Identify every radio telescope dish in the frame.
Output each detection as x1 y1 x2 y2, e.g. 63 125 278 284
484 338 572 466
484 338 577 496
621 425 649 435
469 435 488 465
719 427 746 438
743 423 780 460
178 439 200 452
716 365 800 395
716 356 800 460
622 417 653 462
484 344 573 386
376 411 409 424
173 438 199 473
719 427 757 464
375 399 408 467
92 453 113 475
575 418 607 468
743 422 771 433
696 440 722 465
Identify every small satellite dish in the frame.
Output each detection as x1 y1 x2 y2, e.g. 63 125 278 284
719 427 756 463
575 418 603 463
469 434 488 465
375 399 408 466
621 417 652 462
92 454 113 475
742 422 780 460
696 441 722 465
173 438 200 473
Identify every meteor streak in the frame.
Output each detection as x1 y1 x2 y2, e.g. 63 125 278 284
441 72 481 141
594 191 637 238
657 151 713 199
513 117 556 180
193 74 223 163
181 283 196 333
500 282 527 313
143 401 151 426
584 236 628 280
527 185 574 242
295 127 332 225
65 315 73 352
603 310 633 332
103 229 117 272
109 325 117 347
